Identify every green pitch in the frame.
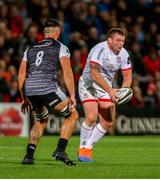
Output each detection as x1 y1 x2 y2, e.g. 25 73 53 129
0 135 160 178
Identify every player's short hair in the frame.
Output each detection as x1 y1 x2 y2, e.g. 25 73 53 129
107 28 125 39
43 19 60 28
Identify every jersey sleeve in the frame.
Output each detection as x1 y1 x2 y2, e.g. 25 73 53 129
89 45 104 66
120 49 132 71
22 49 29 62
59 43 71 58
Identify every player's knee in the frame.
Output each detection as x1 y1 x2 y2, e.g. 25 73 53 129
86 113 97 125
70 109 79 122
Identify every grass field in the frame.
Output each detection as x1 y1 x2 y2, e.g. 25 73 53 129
0 135 160 178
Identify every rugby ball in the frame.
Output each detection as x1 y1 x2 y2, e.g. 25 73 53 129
116 87 133 105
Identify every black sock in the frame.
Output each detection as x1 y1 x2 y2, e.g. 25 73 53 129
26 144 36 158
56 138 68 152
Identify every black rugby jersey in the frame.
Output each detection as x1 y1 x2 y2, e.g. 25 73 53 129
22 38 70 96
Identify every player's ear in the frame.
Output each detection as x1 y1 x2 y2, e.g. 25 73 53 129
56 27 61 38
108 37 112 43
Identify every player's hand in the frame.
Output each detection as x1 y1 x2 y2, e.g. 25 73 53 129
70 95 77 109
108 89 119 104
21 98 32 114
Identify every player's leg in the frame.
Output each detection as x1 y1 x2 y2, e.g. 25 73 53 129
53 98 78 150
47 89 78 166
83 85 115 162
83 102 115 161
80 102 98 147
78 101 98 161
86 102 115 149
85 86 115 150
22 105 49 164
78 77 98 161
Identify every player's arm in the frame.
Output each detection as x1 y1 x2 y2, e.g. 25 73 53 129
90 62 118 102
18 59 31 114
18 60 27 101
60 56 76 106
121 68 132 88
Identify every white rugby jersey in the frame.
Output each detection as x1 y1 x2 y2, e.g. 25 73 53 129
82 41 132 86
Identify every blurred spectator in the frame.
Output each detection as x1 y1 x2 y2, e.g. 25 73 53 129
155 34 160 56
80 43 88 69
86 26 99 51
56 10 71 45
130 41 146 76
86 3 103 36
149 22 158 48
0 2 8 21
26 0 42 24
130 86 144 108
19 23 43 55
68 31 85 54
8 5 24 39
4 78 21 102
0 59 11 101
98 0 113 33
156 80 160 107
71 49 83 87
143 47 160 76
8 65 17 79
144 82 158 107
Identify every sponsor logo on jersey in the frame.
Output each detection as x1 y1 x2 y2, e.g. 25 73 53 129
34 42 52 48
105 56 109 61
117 56 121 62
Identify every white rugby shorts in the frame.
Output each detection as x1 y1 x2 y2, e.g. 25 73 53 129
78 76 112 103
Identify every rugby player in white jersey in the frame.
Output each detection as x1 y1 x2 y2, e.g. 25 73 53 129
78 28 132 162
18 19 78 166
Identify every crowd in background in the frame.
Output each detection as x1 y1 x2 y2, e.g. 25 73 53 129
0 0 160 108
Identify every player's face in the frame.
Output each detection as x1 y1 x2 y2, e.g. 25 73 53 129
109 34 125 54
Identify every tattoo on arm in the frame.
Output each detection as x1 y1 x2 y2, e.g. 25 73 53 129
90 63 101 72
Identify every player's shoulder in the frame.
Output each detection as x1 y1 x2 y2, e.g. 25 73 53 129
119 47 129 58
91 41 106 53
93 41 106 49
57 40 70 57
57 40 68 49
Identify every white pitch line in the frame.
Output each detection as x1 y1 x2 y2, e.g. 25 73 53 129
0 146 23 149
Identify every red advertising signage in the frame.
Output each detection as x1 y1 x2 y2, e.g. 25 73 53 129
0 103 29 136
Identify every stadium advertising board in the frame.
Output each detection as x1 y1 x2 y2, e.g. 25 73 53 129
43 114 83 135
40 106 160 135
0 103 29 137
115 107 160 134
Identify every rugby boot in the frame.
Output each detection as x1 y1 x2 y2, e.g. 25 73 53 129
22 154 34 164
78 147 88 162
52 150 76 166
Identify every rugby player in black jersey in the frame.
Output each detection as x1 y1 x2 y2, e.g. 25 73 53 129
18 19 79 166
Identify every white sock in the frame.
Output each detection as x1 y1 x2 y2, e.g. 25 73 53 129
85 123 107 149
80 121 93 148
